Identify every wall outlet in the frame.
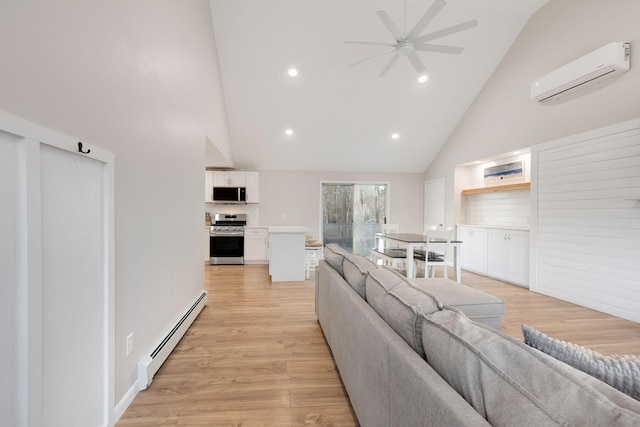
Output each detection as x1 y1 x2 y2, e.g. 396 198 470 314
126 333 134 357
281 213 287 220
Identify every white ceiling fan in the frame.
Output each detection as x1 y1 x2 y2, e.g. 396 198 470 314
346 0 478 77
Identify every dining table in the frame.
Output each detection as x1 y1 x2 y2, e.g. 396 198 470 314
372 232 463 282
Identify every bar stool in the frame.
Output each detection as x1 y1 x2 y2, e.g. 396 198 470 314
305 239 324 280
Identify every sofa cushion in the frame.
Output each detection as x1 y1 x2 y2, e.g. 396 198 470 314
522 324 640 401
342 253 378 299
410 278 505 329
421 309 640 426
323 243 347 276
366 267 441 358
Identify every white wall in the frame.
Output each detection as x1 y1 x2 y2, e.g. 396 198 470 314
425 0 640 222
258 170 425 235
0 0 231 413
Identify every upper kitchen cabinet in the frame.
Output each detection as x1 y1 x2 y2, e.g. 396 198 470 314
205 171 214 203
214 171 246 187
206 170 259 203
245 171 259 203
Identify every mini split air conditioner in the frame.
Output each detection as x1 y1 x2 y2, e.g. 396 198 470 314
531 42 630 103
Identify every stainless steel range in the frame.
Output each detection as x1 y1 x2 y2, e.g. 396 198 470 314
209 214 247 265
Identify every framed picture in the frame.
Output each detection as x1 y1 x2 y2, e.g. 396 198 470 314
484 161 524 183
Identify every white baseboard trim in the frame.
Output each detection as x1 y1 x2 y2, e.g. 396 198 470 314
114 380 140 423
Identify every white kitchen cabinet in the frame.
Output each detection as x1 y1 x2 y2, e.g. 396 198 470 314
213 171 246 187
244 226 268 263
245 171 259 203
487 229 529 287
205 171 214 202
457 226 488 274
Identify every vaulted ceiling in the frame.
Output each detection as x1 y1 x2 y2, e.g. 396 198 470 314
209 0 549 173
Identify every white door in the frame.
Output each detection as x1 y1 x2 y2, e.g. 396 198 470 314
41 144 108 426
424 178 445 227
0 112 114 427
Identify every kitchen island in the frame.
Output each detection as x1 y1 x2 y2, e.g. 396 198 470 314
268 226 312 282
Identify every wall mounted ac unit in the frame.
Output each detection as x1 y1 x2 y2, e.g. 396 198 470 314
531 42 630 103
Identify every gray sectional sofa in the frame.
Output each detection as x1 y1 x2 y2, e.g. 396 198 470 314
315 244 640 427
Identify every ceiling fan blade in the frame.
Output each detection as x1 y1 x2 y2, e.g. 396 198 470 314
379 54 400 77
407 52 426 74
376 10 404 42
414 19 478 44
345 40 397 47
350 48 398 66
406 0 446 41
414 43 464 54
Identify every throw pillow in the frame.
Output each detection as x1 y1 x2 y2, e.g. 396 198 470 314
522 324 640 401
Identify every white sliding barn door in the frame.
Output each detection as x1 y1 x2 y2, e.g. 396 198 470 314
0 112 115 427
40 145 109 426
531 118 640 323
0 130 22 427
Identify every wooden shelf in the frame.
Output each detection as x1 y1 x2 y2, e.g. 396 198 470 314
462 182 530 195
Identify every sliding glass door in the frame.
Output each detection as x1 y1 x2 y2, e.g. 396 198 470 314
321 183 388 256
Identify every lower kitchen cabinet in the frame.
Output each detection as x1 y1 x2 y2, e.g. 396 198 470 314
456 226 488 274
457 225 529 287
244 227 268 264
487 228 529 287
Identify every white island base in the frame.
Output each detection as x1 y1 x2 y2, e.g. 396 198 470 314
268 226 312 282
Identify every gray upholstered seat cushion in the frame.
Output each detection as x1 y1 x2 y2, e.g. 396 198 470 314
323 243 347 276
522 324 640 401
342 253 378 299
421 309 640 426
410 278 505 329
366 267 442 358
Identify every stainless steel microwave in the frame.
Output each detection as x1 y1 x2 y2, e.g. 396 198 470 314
212 187 246 204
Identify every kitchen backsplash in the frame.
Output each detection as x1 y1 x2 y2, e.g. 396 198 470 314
205 203 259 226
462 189 530 227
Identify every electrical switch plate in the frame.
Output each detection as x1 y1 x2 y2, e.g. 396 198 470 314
126 333 134 357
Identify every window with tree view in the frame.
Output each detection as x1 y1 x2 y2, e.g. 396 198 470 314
321 183 388 256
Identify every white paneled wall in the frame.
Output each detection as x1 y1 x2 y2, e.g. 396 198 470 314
465 190 530 227
531 119 640 323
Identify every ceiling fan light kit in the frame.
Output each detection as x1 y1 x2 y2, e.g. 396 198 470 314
346 0 478 77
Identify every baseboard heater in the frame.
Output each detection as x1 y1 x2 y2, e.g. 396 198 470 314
137 291 207 390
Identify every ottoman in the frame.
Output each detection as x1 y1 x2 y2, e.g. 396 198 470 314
410 278 505 329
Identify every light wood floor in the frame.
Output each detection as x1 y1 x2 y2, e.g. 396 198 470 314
117 264 640 426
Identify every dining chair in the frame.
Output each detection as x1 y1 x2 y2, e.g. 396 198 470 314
414 228 454 279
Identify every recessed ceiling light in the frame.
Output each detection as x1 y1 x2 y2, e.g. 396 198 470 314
418 75 428 84
284 129 294 136
391 133 400 140
288 68 298 77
